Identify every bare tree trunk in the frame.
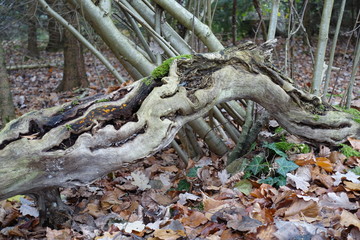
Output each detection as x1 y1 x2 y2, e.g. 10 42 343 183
323 0 346 102
46 17 64 52
0 43 15 128
252 0 268 41
27 1 40 58
267 0 280 40
46 0 64 52
232 0 237 45
56 9 88 91
312 0 334 95
67 0 156 76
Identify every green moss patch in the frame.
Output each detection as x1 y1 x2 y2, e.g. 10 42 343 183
335 106 360 124
339 144 360 157
151 54 192 79
274 141 310 154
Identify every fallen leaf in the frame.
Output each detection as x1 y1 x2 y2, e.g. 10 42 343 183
332 171 360 186
343 181 360 191
227 215 262 232
234 179 252 195
292 152 316 166
153 229 186 240
340 210 360 229
131 171 151 190
19 204 39 218
177 192 200 205
315 157 333 172
220 228 243 240
46 227 72 240
319 145 331 157
256 224 277 240
319 192 359 210
273 220 326 240
82 202 105 218
218 169 229 185
297 195 319 202
114 220 145 233
286 166 311 191
348 137 360 151
180 210 208 228
284 199 319 218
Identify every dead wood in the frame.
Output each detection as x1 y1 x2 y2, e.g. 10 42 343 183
0 42 359 200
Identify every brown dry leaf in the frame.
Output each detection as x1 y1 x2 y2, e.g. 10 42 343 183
284 199 319 219
250 184 278 201
227 215 262 232
153 229 186 240
319 145 331 157
158 165 179 172
348 137 360 151
251 203 275 224
329 151 347 164
203 197 228 213
180 210 208 228
149 191 173 206
4 225 24 238
100 188 126 209
256 224 277 240
46 227 72 240
340 210 360 229
81 202 105 218
200 222 226 237
344 181 360 191
220 228 242 240
1 208 20 227
292 152 316 166
315 157 333 172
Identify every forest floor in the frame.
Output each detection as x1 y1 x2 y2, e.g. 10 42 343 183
0 37 360 240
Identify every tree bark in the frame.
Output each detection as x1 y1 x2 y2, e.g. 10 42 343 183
312 0 334 95
0 42 359 200
45 0 64 52
56 9 88 91
67 0 156 77
0 43 16 129
27 1 40 59
46 3 64 53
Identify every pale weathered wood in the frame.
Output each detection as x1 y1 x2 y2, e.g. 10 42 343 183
0 42 359 200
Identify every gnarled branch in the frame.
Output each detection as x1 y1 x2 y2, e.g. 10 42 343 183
0 42 359 199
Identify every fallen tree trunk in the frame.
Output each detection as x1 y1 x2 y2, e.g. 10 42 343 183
1 42 359 200
6 63 62 70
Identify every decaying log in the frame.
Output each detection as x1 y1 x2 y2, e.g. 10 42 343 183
1 42 359 200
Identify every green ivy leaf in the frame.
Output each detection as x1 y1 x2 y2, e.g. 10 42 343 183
275 176 287 186
177 179 191 191
246 155 267 175
275 157 298 176
258 176 286 187
258 177 278 186
187 167 200 178
234 179 252 195
264 142 287 158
